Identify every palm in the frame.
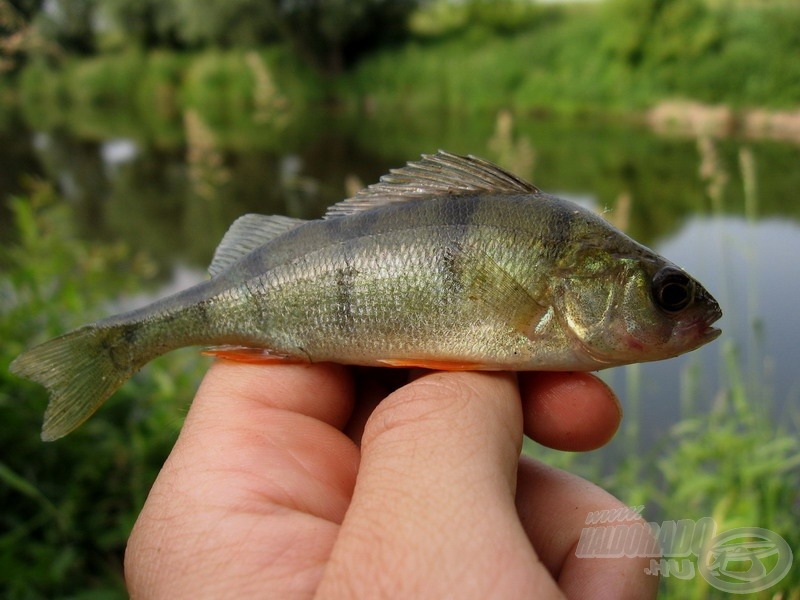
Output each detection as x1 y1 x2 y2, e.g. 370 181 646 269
126 363 657 599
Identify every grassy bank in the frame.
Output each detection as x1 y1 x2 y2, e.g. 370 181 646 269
11 1 800 136
343 1 800 117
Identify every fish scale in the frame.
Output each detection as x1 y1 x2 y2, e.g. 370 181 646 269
10 151 722 440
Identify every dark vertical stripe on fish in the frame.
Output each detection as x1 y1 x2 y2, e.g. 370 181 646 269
436 197 482 299
439 241 466 298
194 299 210 326
539 196 578 264
334 252 357 336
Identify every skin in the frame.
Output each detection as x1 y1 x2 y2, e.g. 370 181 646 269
125 363 659 599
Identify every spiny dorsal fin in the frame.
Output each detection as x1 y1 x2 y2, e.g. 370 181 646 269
209 214 306 277
324 150 541 219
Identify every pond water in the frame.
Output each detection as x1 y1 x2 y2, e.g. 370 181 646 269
2 108 799 452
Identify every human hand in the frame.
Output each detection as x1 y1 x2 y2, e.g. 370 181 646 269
125 363 657 599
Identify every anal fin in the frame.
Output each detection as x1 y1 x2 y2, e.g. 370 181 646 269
201 346 309 365
377 358 495 371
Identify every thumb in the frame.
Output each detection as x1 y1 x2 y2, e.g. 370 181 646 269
317 371 563 599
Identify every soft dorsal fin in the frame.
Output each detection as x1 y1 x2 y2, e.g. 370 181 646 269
209 214 306 277
324 150 541 219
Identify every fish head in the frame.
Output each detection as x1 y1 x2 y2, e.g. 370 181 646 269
556 253 722 368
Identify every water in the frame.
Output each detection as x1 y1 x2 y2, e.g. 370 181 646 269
2 108 799 448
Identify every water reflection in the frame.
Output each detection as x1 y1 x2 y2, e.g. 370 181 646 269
100 138 139 175
658 217 800 418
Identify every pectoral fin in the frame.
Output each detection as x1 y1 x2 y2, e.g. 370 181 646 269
447 243 548 340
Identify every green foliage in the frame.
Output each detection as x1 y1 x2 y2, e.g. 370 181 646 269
135 51 188 141
181 47 320 134
16 48 324 145
182 50 257 126
261 0 418 74
64 51 146 109
17 0 420 75
101 0 182 50
596 0 800 108
640 342 800 598
602 0 725 68
410 0 553 38
12 0 800 121
707 7 800 108
660 346 800 535
32 0 97 55
348 1 800 115
170 0 277 48
0 182 203 597
342 9 607 115
17 60 68 129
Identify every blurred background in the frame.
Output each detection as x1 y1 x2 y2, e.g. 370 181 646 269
1 0 798 597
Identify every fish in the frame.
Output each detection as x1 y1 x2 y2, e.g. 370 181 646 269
10 151 722 441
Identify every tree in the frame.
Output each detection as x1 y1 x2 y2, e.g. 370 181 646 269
102 0 184 49
172 0 279 49
265 0 419 75
33 0 97 55
603 0 725 68
171 0 420 75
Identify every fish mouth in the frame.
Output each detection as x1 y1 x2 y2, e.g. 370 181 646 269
695 288 723 343
678 310 722 346
674 296 722 345
701 302 723 342
698 324 722 343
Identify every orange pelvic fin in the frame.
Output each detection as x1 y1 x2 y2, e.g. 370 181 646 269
201 346 307 364
376 358 489 371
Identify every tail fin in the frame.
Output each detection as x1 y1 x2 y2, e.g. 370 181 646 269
11 325 142 441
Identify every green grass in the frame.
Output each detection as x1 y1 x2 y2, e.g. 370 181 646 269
0 182 206 598
342 2 800 118
640 342 799 598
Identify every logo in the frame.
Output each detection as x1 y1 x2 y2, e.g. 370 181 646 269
698 527 793 594
576 508 793 594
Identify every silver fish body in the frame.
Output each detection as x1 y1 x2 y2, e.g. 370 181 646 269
11 151 722 440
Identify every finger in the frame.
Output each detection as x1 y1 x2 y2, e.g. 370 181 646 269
195 359 355 428
178 360 359 518
515 457 658 600
126 361 359 599
345 367 410 445
317 371 564 598
520 372 621 451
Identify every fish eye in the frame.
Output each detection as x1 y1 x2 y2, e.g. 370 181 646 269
652 267 695 314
